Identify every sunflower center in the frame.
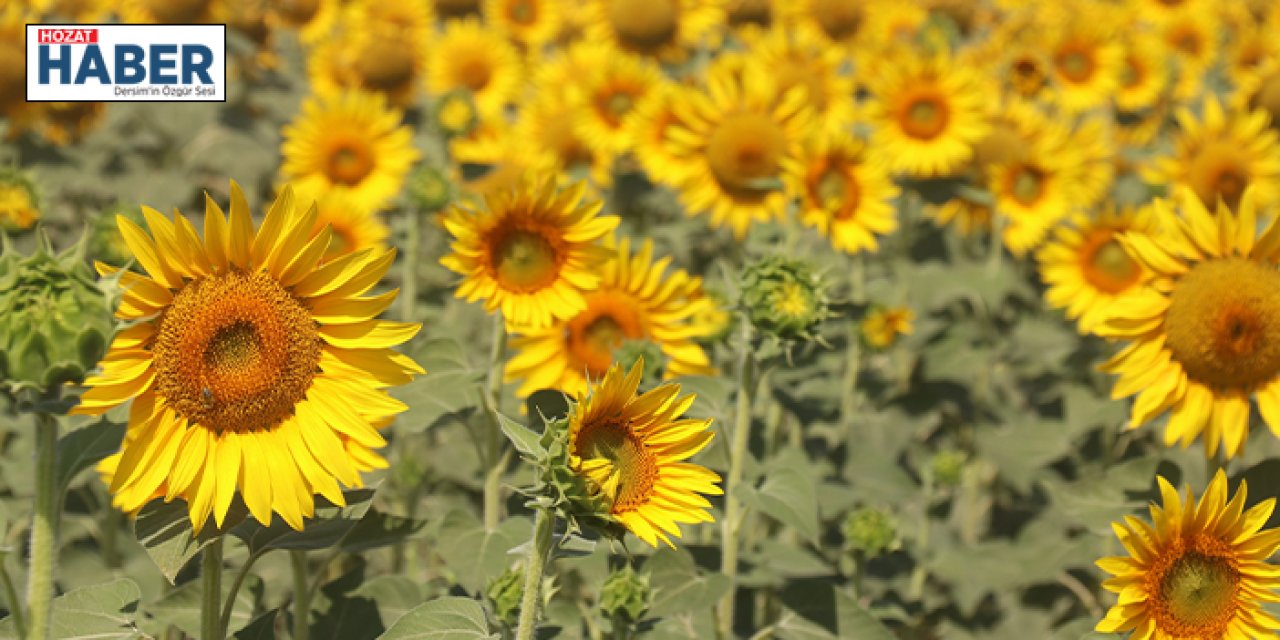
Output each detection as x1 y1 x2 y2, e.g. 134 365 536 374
275 0 320 25
1166 258 1280 389
456 55 494 92
153 270 321 434
575 419 658 512
491 228 561 291
1055 46 1096 83
1010 57 1046 96
811 0 862 40
1169 27 1203 56
813 166 860 219
436 0 481 18
506 0 536 24
706 112 786 194
1157 550 1239 635
1211 166 1248 211
727 0 771 28
146 0 210 23
773 281 812 318
569 292 647 377
607 0 678 52
0 42 27 109
602 90 636 125
972 122 1026 169
355 39 416 93
899 95 949 140
1121 54 1145 88
1189 144 1250 211
1083 237 1141 293
326 142 375 186
1007 165 1046 206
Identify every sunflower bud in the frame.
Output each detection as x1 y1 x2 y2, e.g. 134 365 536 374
0 230 114 401
930 449 967 488
842 506 899 558
740 256 830 343
406 164 454 213
87 203 144 268
599 564 651 625
485 566 524 627
0 168 41 233
433 89 479 137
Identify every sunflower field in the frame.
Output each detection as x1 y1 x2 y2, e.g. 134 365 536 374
6 0 1280 638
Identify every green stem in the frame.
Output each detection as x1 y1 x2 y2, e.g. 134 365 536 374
201 538 224 640
514 508 554 640
483 313 509 531
219 550 262 636
26 413 58 640
0 551 25 639
717 317 756 640
840 320 862 437
987 210 1005 274
400 208 421 322
907 473 934 601
291 551 310 640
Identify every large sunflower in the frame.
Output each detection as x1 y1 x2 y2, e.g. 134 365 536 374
73 182 424 532
505 236 716 398
1096 187 1280 459
582 0 724 62
1146 97 1280 213
439 178 620 330
796 134 900 255
568 359 721 548
1038 206 1158 335
1095 470 1280 638
280 90 420 213
427 18 523 119
308 190 389 261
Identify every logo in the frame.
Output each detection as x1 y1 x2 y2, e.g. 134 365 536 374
26 24 226 102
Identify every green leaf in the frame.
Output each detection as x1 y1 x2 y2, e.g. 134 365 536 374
233 610 280 640
339 509 428 553
143 573 261 637
496 412 546 459
134 499 248 584
737 466 819 540
775 579 894 640
391 371 483 433
231 487 376 555
0 578 143 639
646 547 730 618
56 418 124 492
435 509 529 594
377 597 496 639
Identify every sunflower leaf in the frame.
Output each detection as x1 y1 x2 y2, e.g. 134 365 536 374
56 417 124 493
230 487 377 555
134 498 249 584
0 578 144 639
496 412 546 460
377 596 496 639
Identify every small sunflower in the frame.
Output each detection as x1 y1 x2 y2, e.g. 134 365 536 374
1160 6 1221 102
781 0 875 52
267 0 340 44
988 132 1085 258
1116 33 1172 113
1095 470 1280 638
33 102 107 146
0 8 31 128
1043 11 1124 114
308 190 389 261
485 0 564 49
1037 206 1158 335
1145 97 1280 212
582 0 724 62
505 236 716 398
427 18 523 119
1233 57 1280 127
743 27 857 139
0 170 40 232
796 134 900 255
568 359 721 548
73 181 424 532
306 3 432 108
280 90 420 213
439 177 620 329
861 306 914 350
572 49 663 159
118 0 220 23
866 49 990 178
516 90 614 188
1096 187 1280 458
624 83 693 186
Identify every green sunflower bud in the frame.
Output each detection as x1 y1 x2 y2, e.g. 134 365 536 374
407 164 454 213
433 89 479 138
842 506 899 558
740 256 830 343
485 566 524 627
612 340 664 386
930 449 968 488
599 564 651 625
0 168 41 233
0 229 114 401
87 202 144 269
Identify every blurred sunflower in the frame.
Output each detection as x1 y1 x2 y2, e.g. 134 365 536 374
0 170 39 232
1043 11 1123 114
866 49 990 178
0 8 31 129
861 306 914 350
31 102 106 146
308 190 389 261
428 19 523 119
439 178 619 329
517 90 614 188
449 123 548 199
782 0 875 52
506 236 716 398
1095 470 1280 638
796 134 900 255
1160 6 1220 102
1145 97 1280 212
723 0 776 36
583 0 724 62
662 59 813 238
1115 34 1171 113
280 90 419 213
485 0 564 49
1096 188 1280 458
307 3 432 109
573 49 663 159
74 182 424 532
990 147 1082 258
118 0 220 23
744 27 857 139
1232 57 1280 129
1037 206 1157 334
267 0 340 44
568 359 721 548
624 83 691 184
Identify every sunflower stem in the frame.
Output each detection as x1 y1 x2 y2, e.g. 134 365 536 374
290 550 311 640
0 549 25 639
26 412 59 640
987 211 1005 274
841 318 862 436
484 312 509 531
219 549 263 635
201 537 224 640
400 207 421 322
717 316 756 640
514 507 554 640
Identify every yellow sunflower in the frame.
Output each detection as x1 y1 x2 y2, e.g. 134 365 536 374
306 3 432 109
485 0 564 49
505 236 716 398
118 0 220 23
662 59 813 238
31 102 107 146
0 8 32 129
724 0 776 36
1116 33 1172 113
866 49 990 178
72 181 424 532
861 306 914 350
267 0 340 44
308 190 389 261
572 49 664 159
781 0 877 52
568 359 721 548
743 26 857 139
583 0 724 62
280 90 420 213
1037 206 1158 335
623 82 692 185
1043 10 1124 114
796 134 900 255
1160 6 1221 102
1233 57 1280 127
427 18 523 119
0 174 39 232
516 90 614 188
1096 187 1280 459
1145 97 1280 212
1095 470 1280 638
449 122 549 200
439 177 620 330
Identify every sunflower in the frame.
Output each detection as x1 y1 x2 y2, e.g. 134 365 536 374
439 177 620 330
0 173 39 232
71 182 424 532
582 0 724 62
0 8 30 129
1096 187 1280 459
861 306 914 350
662 59 813 238
280 90 420 213
781 0 876 52
572 49 664 159
1116 33 1172 113
118 0 220 23
567 359 721 548
449 122 549 199
1038 206 1158 335
1042 10 1124 114
506 236 716 398
485 0 564 49
267 0 339 44
624 83 693 186
308 190 389 261
427 18 523 119
306 5 432 109
1160 6 1220 101
796 134 900 255
990 134 1096 258
1233 58 1280 127
516 90 614 188
866 49 990 178
743 26 857 139
1095 470 1280 638
1145 97 1280 213
724 0 776 35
